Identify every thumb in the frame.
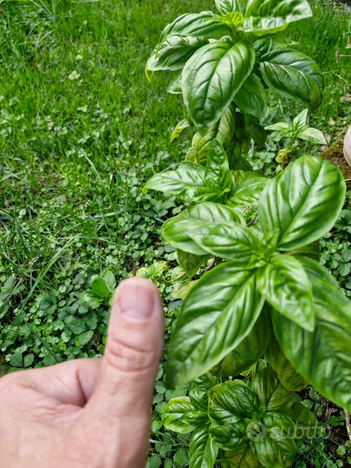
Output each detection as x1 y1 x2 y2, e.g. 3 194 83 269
78 277 164 466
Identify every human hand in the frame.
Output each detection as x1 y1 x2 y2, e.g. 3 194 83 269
0 277 164 468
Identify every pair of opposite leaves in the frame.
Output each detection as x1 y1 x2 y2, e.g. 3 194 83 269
159 155 351 415
144 138 268 209
163 368 317 468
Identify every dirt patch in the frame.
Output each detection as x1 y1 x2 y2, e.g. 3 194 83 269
319 131 351 188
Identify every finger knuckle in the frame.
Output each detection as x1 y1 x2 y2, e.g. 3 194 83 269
106 334 157 372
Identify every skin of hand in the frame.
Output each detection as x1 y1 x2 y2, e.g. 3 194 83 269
0 277 164 468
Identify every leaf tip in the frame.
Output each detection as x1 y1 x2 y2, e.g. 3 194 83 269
145 68 154 83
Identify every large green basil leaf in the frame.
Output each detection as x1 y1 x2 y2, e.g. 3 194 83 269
216 0 312 35
223 444 263 468
192 103 237 167
146 36 208 72
176 249 210 278
255 412 296 468
297 256 343 302
211 308 270 377
227 172 269 210
252 34 296 61
160 12 231 43
257 255 314 331
209 381 260 424
204 139 232 196
265 333 307 392
234 74 267 118
166 264 265 386
260 49 324 109
188 222 261 265
252 367 294 414
183 41 255 135
258 156 346 251
143 162 216 203
163 396 209 432
210 423 249 451
162 396 197 433
272 300 351 412
189 427 219 468
243 1 311 35
162 203 245 255
189 374 217 410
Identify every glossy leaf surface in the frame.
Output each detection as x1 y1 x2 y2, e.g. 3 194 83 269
204 139 232 195
192 103 237 166
166 263 264 386
189 374 216 410
143 162 213 202
215 0 238 15
162 397 197 433
183 41 254 135
216 0 312 35
223 444 263 468
272 258 351 411
210 423 248 451
258 156 346 251
260 49 324 109
234 74 267 118
176 249 210 278
298 127 327 144
257 255 314 331
210 309 270 377
160 12 231 43
146 36 208 72
252 34 296 61
189 427 219 468
255 412 296 468
241 0 312 35
252 367 294 413
162 203 244 255
209 381 260 424
227 172 269 210
188 222 260 264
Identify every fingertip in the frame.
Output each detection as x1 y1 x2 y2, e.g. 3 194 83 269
113 277 162 320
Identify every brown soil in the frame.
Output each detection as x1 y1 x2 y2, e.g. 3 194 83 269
319 131 351 188
327 422 351 467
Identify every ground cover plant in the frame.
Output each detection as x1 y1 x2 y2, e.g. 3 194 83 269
1 0 351 467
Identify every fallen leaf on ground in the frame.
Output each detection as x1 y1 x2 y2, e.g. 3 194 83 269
341 94 351 102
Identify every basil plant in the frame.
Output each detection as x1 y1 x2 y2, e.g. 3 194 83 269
144 3 350 467
163 368 319 468
146 0 324 169
144 143 350 467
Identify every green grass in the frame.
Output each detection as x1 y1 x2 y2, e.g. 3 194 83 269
1 0 351 466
